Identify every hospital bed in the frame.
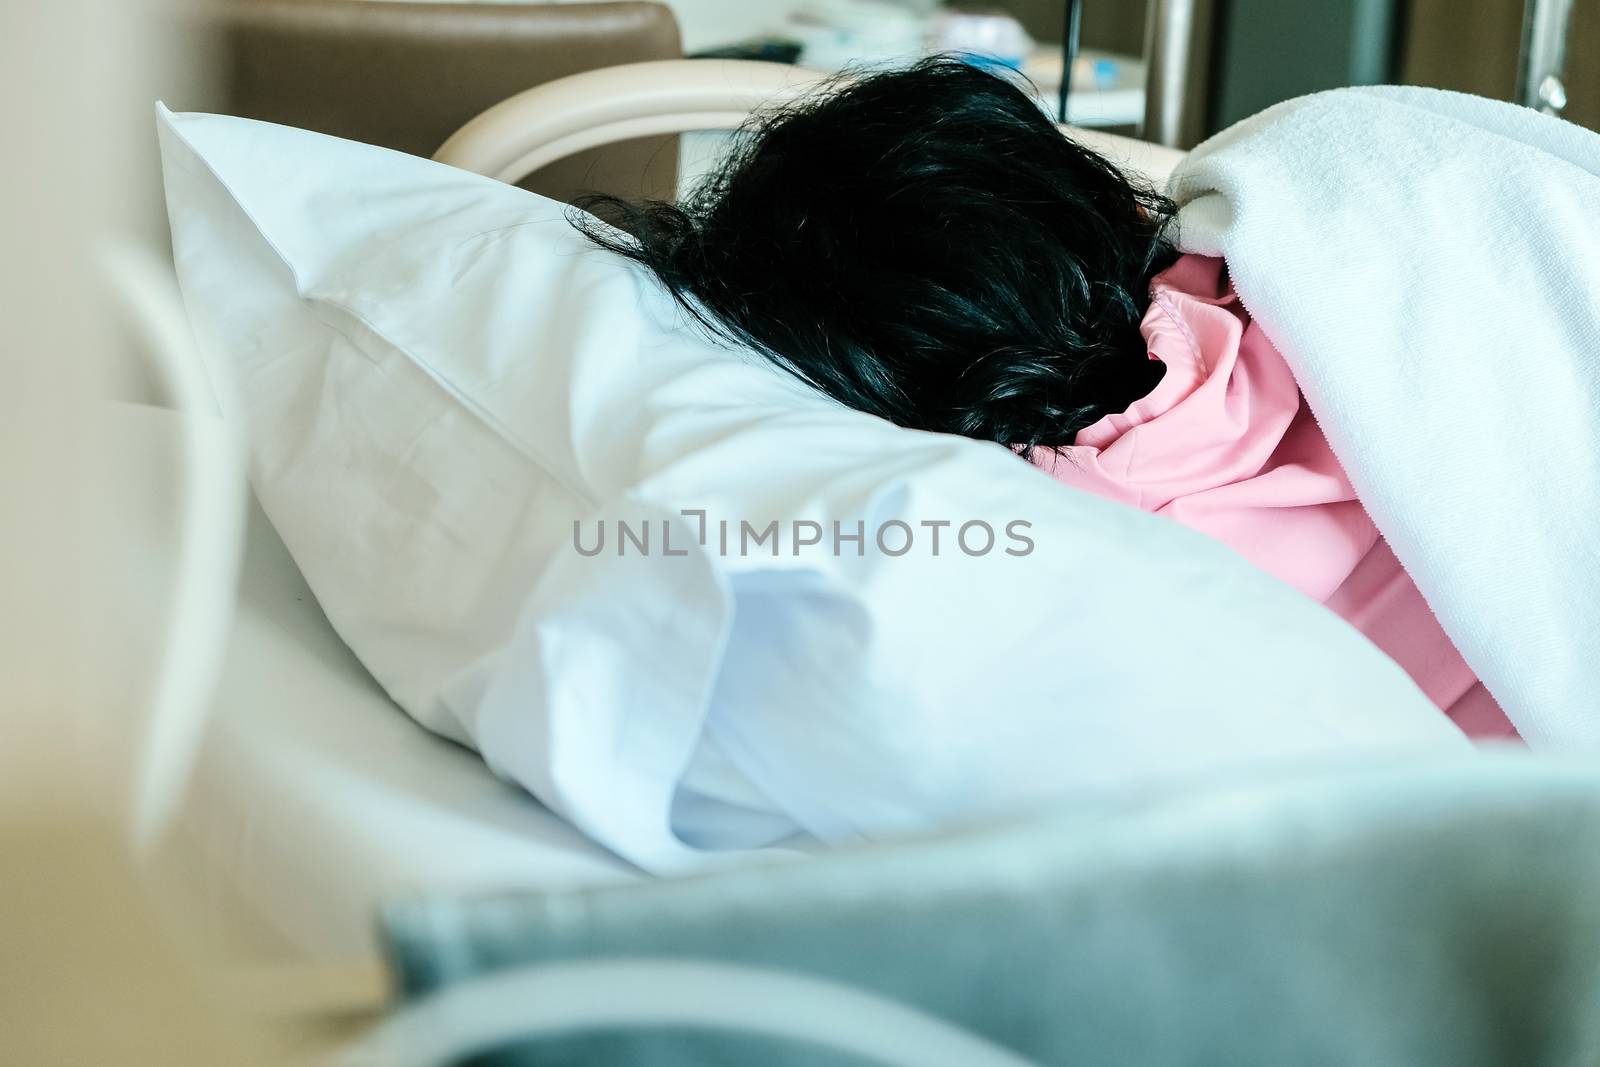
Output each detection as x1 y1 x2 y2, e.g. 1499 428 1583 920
153 57 1185 964
134 56 1600 1067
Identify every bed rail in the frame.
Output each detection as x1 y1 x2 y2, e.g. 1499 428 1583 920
434 58 1187 189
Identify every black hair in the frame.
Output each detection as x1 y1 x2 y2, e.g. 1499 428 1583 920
575 57 1177 451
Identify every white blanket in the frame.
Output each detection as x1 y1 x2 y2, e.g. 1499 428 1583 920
1171 87 1600 748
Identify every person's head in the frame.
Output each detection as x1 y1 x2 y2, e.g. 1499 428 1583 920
577 57 1176 451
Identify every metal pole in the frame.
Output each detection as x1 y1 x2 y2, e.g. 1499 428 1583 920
1058 0 1084 124
1516 0 1575 115
1141 0 1206 147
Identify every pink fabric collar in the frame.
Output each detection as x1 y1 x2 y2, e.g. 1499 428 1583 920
1034 254 1375 603
1033 254 1513 738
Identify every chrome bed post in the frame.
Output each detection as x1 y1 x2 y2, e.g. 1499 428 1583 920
1140 0 1215 149
1518 0 1577 115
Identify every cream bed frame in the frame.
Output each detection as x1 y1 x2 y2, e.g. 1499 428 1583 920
431 58 1188 189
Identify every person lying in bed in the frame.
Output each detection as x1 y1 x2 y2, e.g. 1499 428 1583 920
578 58 1513 740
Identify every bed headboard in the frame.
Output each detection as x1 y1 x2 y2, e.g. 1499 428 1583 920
220 0 684 203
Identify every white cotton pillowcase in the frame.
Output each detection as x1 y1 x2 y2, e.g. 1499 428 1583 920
158 106 1468 873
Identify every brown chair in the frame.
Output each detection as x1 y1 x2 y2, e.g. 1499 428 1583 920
219 0 682 203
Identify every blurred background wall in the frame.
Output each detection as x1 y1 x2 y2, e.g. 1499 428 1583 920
173 0 1599 160
977 0 1598 139
1404 0 1599 129
665 0 1599 141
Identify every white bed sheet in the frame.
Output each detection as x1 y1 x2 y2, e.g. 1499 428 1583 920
141 129 1178 959
121 408 635 961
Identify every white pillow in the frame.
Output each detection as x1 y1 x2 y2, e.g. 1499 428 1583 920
158 106 1467 872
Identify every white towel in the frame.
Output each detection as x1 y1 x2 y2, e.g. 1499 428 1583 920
1172 86 1600 747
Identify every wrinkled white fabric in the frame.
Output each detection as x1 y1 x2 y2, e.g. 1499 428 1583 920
1173 87 1600 748
159 106 1465 872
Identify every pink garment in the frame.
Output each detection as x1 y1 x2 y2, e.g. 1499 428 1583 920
1034 254 1517 740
